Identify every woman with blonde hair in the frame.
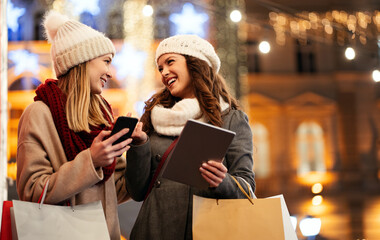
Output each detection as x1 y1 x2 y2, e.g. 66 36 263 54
16 11 131 240
126 34 255 239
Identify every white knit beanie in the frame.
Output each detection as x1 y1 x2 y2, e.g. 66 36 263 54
155 35 221 73
43 11 116 77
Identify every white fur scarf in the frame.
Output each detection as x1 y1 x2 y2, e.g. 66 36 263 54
151 98 229 136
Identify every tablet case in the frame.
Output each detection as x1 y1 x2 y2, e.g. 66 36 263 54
161 119 236 189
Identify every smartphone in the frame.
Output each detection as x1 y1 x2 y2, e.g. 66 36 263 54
111 116 138 145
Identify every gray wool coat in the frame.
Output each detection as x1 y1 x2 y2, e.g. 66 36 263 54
125 109 255 240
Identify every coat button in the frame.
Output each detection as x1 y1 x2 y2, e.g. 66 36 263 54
155 154 161 162
155 180 161 188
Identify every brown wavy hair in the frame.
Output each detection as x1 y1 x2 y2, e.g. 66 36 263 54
140 55 239 135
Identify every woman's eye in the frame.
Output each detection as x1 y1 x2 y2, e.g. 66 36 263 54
168 59 174 64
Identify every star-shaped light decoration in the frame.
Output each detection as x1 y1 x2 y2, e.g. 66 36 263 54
8 50 40 75
112 43 147 86
67 0 100 16
7 1 26 32
169 3 209 38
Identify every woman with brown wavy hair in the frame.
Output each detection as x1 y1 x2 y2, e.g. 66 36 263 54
125 35 255 240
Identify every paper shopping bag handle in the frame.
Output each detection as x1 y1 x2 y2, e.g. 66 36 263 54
231 176 254 205
37 180 74 211
38 180 49 208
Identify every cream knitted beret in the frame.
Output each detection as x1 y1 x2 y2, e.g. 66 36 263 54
155 35 221 73
43 11 116 77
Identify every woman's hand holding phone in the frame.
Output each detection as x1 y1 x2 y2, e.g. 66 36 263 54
123 112 148 145
90 129 132 168
109 113 147 146
110 116 138 145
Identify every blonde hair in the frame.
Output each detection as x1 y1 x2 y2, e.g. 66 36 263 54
58 63 113 132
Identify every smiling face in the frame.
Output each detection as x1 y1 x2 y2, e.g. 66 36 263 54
87 53 113 94
157 53 194 99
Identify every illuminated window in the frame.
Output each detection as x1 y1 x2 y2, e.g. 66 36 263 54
297 121 326 175
251 123 270 178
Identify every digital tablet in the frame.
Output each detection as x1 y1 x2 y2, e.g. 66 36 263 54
161 119 236 189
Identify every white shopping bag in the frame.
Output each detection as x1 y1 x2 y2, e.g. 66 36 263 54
267 194 298 240
10 180 110 240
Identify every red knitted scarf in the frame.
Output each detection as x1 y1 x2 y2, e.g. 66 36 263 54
34 79 116 183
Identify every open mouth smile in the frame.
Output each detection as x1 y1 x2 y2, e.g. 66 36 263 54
167 78 177 87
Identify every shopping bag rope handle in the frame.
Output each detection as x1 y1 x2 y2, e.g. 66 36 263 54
231 176 254 205
37 180 74 211
38 180 49 209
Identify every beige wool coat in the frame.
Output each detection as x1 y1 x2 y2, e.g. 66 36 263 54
16 101 130 240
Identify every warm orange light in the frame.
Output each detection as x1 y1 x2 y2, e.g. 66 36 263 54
7 162 17 180
297 171 336 186
300 197 334 216
312 183 323 194
312 195 323 206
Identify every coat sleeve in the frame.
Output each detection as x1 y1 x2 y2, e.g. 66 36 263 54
125 139 152 201
194 110 256 199
16 102 105 204
114 155 131 203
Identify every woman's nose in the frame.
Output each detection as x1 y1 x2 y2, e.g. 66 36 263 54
161 67 169 77
106 71 112 79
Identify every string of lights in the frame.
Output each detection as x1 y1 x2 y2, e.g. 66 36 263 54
243 0 380 81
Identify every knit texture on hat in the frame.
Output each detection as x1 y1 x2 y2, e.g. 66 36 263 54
43 11 116 77
155 35 221 73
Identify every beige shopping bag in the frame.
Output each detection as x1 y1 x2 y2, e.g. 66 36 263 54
192 177 298 240
10 180 110 240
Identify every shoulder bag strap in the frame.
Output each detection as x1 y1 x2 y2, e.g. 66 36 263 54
144 138 178 200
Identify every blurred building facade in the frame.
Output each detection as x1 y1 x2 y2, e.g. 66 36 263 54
1 0 380 239
245 2 380 238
